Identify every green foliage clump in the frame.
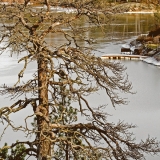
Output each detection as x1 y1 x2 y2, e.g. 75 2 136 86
0 142 26 160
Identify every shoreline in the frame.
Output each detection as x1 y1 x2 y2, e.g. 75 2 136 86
124 11 155 14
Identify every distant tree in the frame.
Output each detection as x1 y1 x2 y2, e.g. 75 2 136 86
0 0 160 160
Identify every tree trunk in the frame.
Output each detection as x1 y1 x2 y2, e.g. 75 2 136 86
37 54 51 160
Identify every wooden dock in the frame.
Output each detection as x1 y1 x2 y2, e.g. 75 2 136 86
101 54 148 60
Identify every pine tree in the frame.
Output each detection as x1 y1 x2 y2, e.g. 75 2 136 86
0 0 160 159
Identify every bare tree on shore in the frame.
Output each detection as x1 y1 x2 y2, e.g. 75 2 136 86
0 0 160 159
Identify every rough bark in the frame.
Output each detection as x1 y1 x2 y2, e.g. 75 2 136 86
37 54 51 160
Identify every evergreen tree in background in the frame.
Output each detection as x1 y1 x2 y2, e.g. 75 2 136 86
0 142 26 160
